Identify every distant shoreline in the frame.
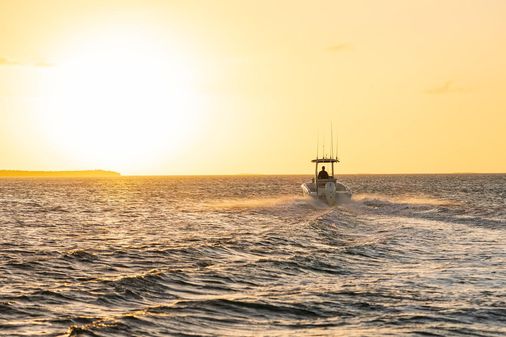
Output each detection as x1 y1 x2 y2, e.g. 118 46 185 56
0 170 121 177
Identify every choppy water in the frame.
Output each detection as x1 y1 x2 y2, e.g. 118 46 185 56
0 174 505 336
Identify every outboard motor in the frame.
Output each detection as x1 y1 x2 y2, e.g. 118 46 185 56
324 182 337 206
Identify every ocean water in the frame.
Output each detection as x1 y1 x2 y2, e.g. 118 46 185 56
0 174 505 336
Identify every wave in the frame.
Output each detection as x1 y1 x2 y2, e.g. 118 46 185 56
63 293 506 337
64 297 329 337
353 193 458 206
63 250 99 262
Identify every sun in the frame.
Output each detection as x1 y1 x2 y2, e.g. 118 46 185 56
39 26 204 173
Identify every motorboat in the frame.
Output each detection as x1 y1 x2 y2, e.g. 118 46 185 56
301 157 352 206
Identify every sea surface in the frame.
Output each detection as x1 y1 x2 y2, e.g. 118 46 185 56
0 174 505 336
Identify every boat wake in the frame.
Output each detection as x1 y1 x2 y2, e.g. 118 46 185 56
353 192 458 206
205 196 308 210
344 192 504 230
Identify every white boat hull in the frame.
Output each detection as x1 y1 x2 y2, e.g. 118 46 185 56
301 181 352 206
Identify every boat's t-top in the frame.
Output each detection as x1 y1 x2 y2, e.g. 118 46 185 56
312 157 338 177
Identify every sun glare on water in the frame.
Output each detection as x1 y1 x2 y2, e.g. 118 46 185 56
40 26 203 173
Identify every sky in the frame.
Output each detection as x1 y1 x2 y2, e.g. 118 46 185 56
0 0 505 175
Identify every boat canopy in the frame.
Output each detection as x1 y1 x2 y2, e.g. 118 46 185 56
311 158 339 163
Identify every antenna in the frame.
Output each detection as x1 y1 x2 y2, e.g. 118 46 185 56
316 133 319 159
336 134 339 161
323 135 325 159
330 122 334 159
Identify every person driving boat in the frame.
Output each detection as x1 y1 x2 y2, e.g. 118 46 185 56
318 166 329 179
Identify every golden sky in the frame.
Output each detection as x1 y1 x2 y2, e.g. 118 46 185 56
0 0 505 175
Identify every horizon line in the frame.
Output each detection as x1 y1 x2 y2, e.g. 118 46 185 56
124 172 506 176
1 170 505 177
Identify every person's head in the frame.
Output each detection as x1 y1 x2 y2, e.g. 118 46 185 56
322 166 326 171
